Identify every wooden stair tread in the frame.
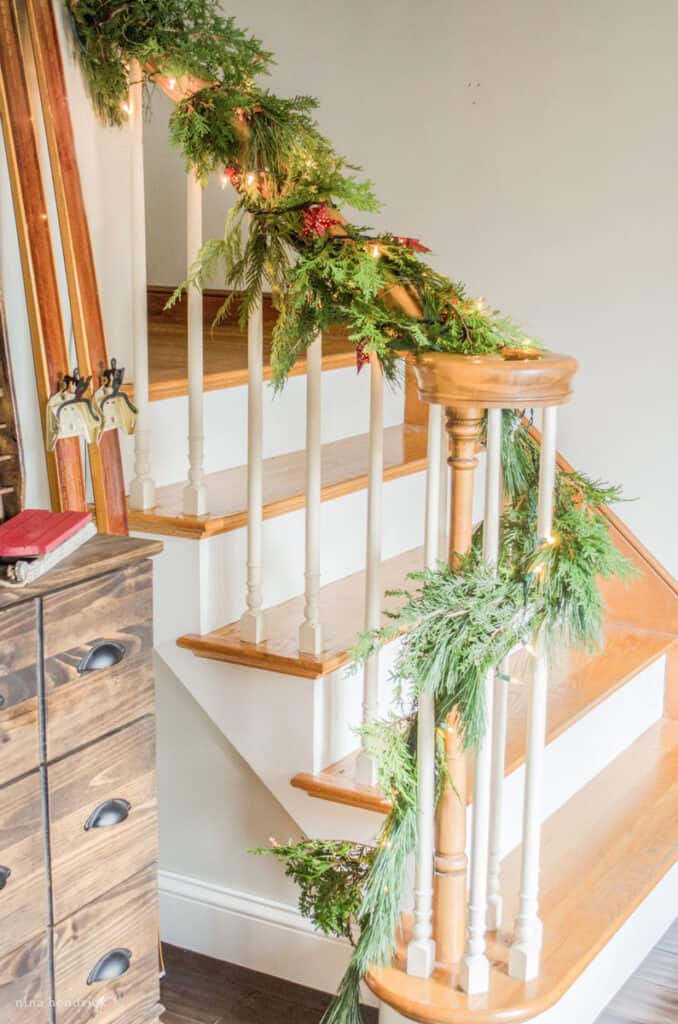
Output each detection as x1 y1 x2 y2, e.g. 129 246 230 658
291 622 676 812
139 288 356 401
129 423 427 540
367 718 678 1024
178 545 426 678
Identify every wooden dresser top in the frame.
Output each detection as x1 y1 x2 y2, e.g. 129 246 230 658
0 534 163 608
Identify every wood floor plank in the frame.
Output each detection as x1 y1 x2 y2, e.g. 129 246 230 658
129 422 426 540
595 919 678 1024
160 944 377 1024
367 719 678 1024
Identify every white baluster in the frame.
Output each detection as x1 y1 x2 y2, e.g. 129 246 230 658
240 276 268 643
182 171 208 515
299 334 324 655
407 403 442 978
355 353 384 786
127 60 155 511
509 405 558 981
486 653 510 930
438 410 449 562
460 407 502 993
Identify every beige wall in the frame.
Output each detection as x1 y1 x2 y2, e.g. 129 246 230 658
144 0 678 576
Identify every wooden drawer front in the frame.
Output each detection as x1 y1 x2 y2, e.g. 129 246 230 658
43 561 154 761
0 933 50 1023
48 716 157 923
0 771 46 958
0 602 39 786
52 863 160 1024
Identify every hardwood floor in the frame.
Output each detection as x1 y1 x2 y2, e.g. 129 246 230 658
160 944 378 1024
159 918 677 1024
595 919 678 1024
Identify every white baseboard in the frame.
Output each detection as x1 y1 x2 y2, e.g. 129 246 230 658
379 862 678 1024
158 869 379 1005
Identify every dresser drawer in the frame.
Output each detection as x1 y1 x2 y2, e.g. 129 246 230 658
0 602 39 786
48 716 157 923
0 771 46 958
0 932 50 1023
43 561 154 761
52 863 160 1024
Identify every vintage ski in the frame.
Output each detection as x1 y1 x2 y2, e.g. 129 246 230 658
24 0 128 535
0 0 86 514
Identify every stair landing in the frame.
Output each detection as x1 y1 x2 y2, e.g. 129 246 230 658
142 287 356 401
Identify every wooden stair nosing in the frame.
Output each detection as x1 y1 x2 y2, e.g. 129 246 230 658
366 718 678 1024
177 546 425 678
291 624 676 814
129 423 427 540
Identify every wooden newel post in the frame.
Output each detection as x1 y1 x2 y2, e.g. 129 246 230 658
433 405 483 965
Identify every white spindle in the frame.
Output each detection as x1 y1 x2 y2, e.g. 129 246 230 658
487 653 510 930
407 403 442 978
460 407 502 993
182 172 208 515
437 410 449 561
240 277 267 643
509 404 558 981
127 61 155 511
299 334 324 655
355 353 384 786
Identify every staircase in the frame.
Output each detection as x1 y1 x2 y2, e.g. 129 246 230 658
123 286 678 1024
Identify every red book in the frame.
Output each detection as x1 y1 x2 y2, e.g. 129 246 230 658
0 509 93 558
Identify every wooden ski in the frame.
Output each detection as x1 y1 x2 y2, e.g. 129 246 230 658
24 0 128 535
0 0 86 514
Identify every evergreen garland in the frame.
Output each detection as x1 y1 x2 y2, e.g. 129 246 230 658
66 7 637 1021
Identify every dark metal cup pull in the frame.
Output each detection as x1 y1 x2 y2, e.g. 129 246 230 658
87 948 132 985
0 866 10 891
78 640 126 674
84 798 131 832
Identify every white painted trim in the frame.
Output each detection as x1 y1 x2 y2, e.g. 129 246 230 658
158 869 379 1005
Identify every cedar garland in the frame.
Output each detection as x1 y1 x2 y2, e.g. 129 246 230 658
66 6 637 1021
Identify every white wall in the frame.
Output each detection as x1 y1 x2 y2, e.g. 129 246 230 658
143 0 678 575
155 656 303 900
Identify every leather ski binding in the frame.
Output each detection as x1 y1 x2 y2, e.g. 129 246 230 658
46 367 102 450
93 358 137 436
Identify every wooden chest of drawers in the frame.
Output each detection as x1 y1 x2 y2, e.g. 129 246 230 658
0 535 163 1024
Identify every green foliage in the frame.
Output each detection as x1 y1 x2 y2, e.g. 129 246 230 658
355 560 529 749
252 839 374 944
66 0 269 126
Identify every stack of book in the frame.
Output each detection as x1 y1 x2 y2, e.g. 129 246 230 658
0 509 96 585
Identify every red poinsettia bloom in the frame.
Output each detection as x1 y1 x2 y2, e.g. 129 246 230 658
355 340 370 373
396 236 431 253
301 203 339 239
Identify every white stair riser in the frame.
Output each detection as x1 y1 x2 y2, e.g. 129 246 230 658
145 470 427 644
486 655 667 860
120 363 405 487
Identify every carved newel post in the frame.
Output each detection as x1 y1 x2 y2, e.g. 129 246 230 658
433 406 484 963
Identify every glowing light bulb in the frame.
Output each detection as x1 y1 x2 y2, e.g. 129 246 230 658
246 172 256 186
371 244 380 258
168 77 177 90
219 173 229 189
120 100 131 116
547 533 558 546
